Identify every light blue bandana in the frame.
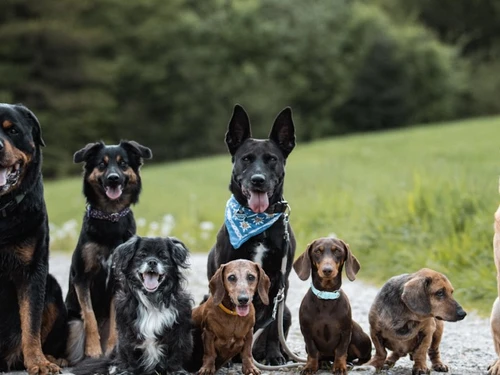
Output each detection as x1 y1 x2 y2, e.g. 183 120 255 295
225 195 283 249
310 283 341 300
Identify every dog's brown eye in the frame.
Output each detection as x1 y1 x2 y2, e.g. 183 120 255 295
227 275 237 282
435 290 445 298
247 274 256 282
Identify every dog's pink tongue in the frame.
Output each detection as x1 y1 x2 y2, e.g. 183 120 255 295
236 305 250 317
143 273 159 291
105 186 122 200
0 169 7 187
248 191 269 213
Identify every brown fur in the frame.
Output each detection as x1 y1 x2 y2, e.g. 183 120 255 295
489 179 500 375
191 260 270 375
2 120 13 129
368 268 466 374
74 284 102 358
293 237 371 375
14 241 36 264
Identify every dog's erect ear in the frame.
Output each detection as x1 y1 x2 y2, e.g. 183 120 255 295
293 241 314 281
14 104 45 147
209 264 226 305
340 240 360 281
269 107 295 158
113 236 140 275
255 263 270 305
401 275 432 316
73 142 104 164
167 237 189 269
120 140 153 162
225 104 252 156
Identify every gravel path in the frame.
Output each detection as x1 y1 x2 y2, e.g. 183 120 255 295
3 253 495 374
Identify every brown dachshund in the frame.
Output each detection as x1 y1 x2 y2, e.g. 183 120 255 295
368 268 466 375
190 259 270 375
293 237 372 375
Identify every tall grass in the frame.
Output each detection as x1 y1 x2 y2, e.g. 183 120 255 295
45 115 500 314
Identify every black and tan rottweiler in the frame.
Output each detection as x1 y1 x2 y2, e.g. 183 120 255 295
0 103 68 375
65 141 152 364
206 104 296 365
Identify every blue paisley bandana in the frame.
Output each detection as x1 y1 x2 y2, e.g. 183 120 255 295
225 195 283 249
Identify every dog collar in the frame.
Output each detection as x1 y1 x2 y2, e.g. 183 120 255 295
86 205 131 222
310 283 341 300
0 192 27 218
224 195 284 249
218 303 238 316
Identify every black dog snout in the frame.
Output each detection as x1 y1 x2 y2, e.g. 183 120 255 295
322 265 333 276
147 259 158 269
107 173 120 182
456 306 467 321
251 174 266 186
237 295 249 305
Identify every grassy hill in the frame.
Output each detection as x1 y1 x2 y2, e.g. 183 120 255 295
45 116 500 314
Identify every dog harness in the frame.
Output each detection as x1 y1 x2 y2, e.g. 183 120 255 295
0 192 26 217
86 205 131 222
224 195 284 249
310 283 341 300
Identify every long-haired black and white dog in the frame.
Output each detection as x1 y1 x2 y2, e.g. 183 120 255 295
72 236 193 375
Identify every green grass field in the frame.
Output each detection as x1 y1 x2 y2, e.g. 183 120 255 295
45 116 500 315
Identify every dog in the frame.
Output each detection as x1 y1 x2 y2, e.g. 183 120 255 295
489 179 500 375
65 140 152 364
188 260 270 375
292 237 372 375
0 103 68 375
368 268 466 374
206 104 296 365
72 235 193 375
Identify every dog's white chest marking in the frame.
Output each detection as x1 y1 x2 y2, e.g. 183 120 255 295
253 243 268 266
135 293 178 371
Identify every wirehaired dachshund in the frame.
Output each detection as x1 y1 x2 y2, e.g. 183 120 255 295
368 268 467 374
293 237 372 375
65 141 152 364
188 259 271 375
73 236 193 375
0 104 68 375
489 178 500 375
207 104 296 365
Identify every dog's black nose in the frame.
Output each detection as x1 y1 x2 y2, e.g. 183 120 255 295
251 174 265 185
238 295 249 305
147 260 158 268
107 173 120 182
456 307 467 320
322 266 333 276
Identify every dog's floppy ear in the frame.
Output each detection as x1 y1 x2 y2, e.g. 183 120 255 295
113 236 140 275
293 241 315 281
269 107 295 158
73 142 104 164
119 140 153 162
225 104 252 156
255 263 270 305
167 237 189 269
340 240 360 281
401 275 432 316
14 104 45 147
209 264 227 305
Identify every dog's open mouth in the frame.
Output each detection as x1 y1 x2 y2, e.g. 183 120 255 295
140 271 165 293
105 185 123 200
236 304 250 317
0 162 22 190
242 188 272 213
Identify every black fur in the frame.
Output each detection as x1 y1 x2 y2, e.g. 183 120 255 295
0 103 67 373
65 140 152 363
72 236 193 375
206 104 297 365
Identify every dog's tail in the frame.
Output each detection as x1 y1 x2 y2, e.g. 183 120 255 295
66 318 86 366
71 357 113 375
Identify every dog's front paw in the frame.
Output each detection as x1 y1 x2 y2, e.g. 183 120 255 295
27 360 61 375
85 339 103 358
264 353 286 366
432 361 449 372
301 365 318 375
412 365 430 375
332 365 348 375
198 365 216 375
367 357 385 373
489 360 500 375
242 363 261 375
45 355 68 368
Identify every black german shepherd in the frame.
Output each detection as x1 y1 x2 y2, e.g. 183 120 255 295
206 104 296 365
0 103 67 375
65 141 152 364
